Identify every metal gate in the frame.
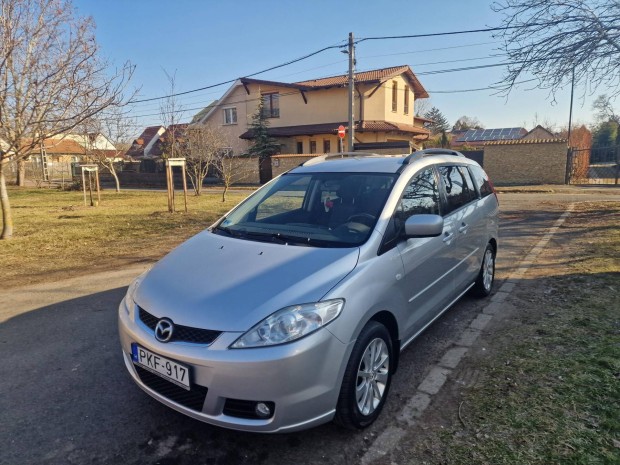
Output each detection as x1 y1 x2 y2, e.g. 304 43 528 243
568 145 620 185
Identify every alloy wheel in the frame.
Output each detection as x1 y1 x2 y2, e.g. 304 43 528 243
356 338 390 416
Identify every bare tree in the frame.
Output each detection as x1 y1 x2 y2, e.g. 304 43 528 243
185 125 228 196
81 107 137 192
159 70 184 158
592 94 620 124
492 0 620 97
452 116 485 131
414 98 431 118
0 0 134 239
214 151 255 202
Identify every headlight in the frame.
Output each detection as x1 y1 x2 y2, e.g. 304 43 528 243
230 299 345 349
123 271 148 317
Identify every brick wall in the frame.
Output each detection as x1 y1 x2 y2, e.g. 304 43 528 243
483 140 568 185
229 157 261 184
272 154 318 177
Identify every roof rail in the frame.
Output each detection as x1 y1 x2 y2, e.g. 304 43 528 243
401 148 465 166
301 151 381 166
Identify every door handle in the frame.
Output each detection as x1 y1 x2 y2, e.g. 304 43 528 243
458 223 468 233
442 232 454 243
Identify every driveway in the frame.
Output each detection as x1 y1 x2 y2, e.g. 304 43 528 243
1 189 619 465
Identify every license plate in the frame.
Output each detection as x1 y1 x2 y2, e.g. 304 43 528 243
131 344 190 390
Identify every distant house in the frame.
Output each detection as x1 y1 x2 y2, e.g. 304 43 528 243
0 138 11 156
192 65 431 155
40 138 86 162
522 125 558 140
126 124 189 159
126 126 166 158
451 127 528 148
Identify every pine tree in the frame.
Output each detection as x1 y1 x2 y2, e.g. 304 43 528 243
424 107 450 135
247 98 280 160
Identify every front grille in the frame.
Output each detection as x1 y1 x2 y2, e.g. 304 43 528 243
138 307 222 345
223 399 275 419
134 365 208 412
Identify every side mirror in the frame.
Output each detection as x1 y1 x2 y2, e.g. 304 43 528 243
404 214 444 238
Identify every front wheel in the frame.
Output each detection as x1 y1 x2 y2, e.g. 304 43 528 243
472 243 495 297
335 321 393 429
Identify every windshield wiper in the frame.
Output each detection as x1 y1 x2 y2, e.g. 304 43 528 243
244 231 308 246
213 225 244 238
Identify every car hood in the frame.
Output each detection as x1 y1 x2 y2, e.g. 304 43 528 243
135 231 359 332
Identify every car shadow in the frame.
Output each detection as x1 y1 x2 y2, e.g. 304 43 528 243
0 288 352 465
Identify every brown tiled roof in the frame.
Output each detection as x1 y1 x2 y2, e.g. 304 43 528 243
239 78 311 90
239 66 429 98
485 138 567 146
126 125 165 157
42 138 86 155
295 65 429 98
240 120 430 139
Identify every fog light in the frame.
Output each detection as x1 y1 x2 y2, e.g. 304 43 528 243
255 402 271 418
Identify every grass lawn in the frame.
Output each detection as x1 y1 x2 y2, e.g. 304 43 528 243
0 187 251 288
399 202 620 464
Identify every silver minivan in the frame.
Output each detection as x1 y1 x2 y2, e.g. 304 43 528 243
118 149 499 432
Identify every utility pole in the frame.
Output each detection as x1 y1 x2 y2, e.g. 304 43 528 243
566 67 575 148
347 32 355 152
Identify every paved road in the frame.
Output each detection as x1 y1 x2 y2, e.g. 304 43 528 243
1 190 618 465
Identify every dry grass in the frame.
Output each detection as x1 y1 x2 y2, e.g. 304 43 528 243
0 187 250 288
399 202 620 465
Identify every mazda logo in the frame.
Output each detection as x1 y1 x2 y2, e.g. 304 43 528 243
155 318 174 343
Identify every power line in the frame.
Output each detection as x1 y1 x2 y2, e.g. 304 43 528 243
126 20 575 107
126 41 346 105
427 78 539 94
126 42 502 113
358 41 499 59
355 20 577 43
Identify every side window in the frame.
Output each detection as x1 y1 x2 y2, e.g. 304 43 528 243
469 165 494 197
439 165 477 214
458 166 477 201
396 168 440 223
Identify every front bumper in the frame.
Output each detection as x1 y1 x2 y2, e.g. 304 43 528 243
118 298 352 433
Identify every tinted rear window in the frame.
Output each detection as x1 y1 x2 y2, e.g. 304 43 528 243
468 165 494 197
438 165 477 214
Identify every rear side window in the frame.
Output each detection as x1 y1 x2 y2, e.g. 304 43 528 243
396 168 440 222
468 165 494 197
438 165 477 214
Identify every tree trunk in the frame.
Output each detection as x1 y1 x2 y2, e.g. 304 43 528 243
16 160 26 187
0 171 14 239
104 161 121 192
112 171 121 193
221 184 228 202
188 175 199 196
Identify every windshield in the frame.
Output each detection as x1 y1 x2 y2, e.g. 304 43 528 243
213 172 397 247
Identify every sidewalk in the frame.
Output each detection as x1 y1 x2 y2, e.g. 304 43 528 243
0 264 148 323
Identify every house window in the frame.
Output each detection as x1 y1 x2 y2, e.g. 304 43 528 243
392 81 398 112
310 140 317 154
323 139 331 153
296 141 303 154
223 107 237 124
261 93 280 118
404 85 410 115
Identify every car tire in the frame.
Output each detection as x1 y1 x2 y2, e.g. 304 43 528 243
472 243 495 297
335 321 393 430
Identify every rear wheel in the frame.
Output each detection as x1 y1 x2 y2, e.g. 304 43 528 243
472 243 495 297
335 321 393 429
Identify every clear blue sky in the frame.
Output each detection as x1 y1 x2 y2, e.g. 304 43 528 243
75 0 604 134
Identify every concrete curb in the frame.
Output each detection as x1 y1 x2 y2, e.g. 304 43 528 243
361 203 575 465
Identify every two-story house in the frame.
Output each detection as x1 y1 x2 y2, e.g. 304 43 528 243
193 65 430 155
